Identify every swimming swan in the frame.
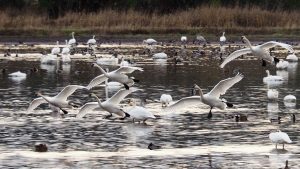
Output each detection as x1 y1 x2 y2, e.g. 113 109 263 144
220 36 294 68
165 73 244 119
269 130 292 149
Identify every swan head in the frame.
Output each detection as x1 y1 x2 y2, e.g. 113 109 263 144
241 36 246 43
193 84 201 90
91 63 98 68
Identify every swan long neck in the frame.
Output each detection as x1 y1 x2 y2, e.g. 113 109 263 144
95 64 108 76
92 94 102 107
93 35 95 39
56 41 59 46
65 40 68 45
72 32 75 39
196 87 204 99
223 32 225 36
38 93 51 103
266 70 270 76
243 37 252 48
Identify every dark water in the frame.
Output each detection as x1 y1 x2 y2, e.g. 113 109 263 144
0 58 299 168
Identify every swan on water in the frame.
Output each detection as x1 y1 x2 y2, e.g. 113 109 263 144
51 41 60 55
86 63 143 90
126 99 156 123
160 94 172 107
269 130 292 149
143 38 157 45
276 59 289 69
87 35 96 46
8 71 26 77
68 32 76 46
27 85 87 114
181 36 187 43
219 32 226 45
165 73 244 119
286 53 298 62
220 36 294 68
76 88 140 118
267 89 279 100
61 40 70 55
284 95 296 102
263 70 284 83
153 52 167 59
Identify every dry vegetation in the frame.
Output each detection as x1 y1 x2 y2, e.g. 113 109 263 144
0 6 299 36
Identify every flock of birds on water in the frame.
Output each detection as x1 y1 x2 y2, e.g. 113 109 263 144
3 31 299 156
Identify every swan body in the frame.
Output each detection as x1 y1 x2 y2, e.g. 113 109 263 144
41 54 57 64
269 131 292 149
51 41 60 55
286 53 298 62
61 40 70 55
181 36 187 42
9 71 26 77
127 106 156 123
166 73 244 118
143 38 157 45
267 89 278 100
77 88 140 118
96 57 119 66
263 70 284 83
153 52 167 59
160 94 172 107
284 95 296 102
87 64 143 90
87 35 96 46
276 59 289 69
62 55 71 63
68 32 76 46
27 85 87 114
220 36 294 68
220 32 226 43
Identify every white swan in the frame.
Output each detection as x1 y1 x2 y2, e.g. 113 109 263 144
27 85 87 114
9 71 26 77
62 54 71 64
61 40 70 55
143 38 157 45
160 94 172 107
96 56 119 66
286 53 298 62
68 32 76 46
127 106 156 123
153 52 167 59
87 35 96 46
181 36 187 42
263 70 284 83
86 64 143 90
269 130 292 149
165 73 244 119
284 95 296 102
76 88 140 118
51 41 60 55
267 89 278 100
40 54 57 65
219 32 226 44
276 59 289 69
220 36 294 68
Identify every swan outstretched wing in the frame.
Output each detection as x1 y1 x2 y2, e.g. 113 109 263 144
107 87 141 105
76 102 102 118
164 96 202 112
115 66 143 74
220 48 251 68
27 97 47 112
55 85 87 101
86 74 107 90
208 73 244 98
259 41 294 53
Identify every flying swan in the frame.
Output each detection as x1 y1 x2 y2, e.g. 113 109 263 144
165 73 244 119
220 36 294 68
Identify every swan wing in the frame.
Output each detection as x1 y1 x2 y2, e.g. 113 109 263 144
208 73 244 98
164 96 202 112
76 102 102 118
55 85 87 101
114 66 143 74
27 97 47 112
280 132 292 143
259 41 294 53
86 74 108 90
220 48 251 68
107 87 141 105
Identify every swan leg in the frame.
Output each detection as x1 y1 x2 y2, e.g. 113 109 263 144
276 143 277 149
123 84 130 90
262 60 267 67
283 143 285 150
207 107 213 119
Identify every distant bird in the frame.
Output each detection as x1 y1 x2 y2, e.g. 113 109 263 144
276 59 289 69
219 32 226 45
284 94 296 102
270 116 281 124
27 85 86 114
8 71 26 78
269 130 292 149
284 160 289 169
160 94 172 107
165 73 243 119
51 41 60 55
86 64 143 90
153 52 167 59
235 114 248 122
77 88 140 118
263 70 284 83
286 53 298 62
267 89 279 100
68 32 76 46
220 36 294 68
196 35 206 43
143 38 157 45
87 35 96 46
148 143 161 150
181 36 187 44
61 40 70 55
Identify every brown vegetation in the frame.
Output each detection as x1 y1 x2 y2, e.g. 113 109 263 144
0 6 299 36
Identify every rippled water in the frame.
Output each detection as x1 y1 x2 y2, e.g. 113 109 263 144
0 58 299 168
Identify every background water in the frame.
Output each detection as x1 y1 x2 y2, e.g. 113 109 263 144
0 58 299 168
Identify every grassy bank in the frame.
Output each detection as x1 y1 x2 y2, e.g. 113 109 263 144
0 6 299 38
